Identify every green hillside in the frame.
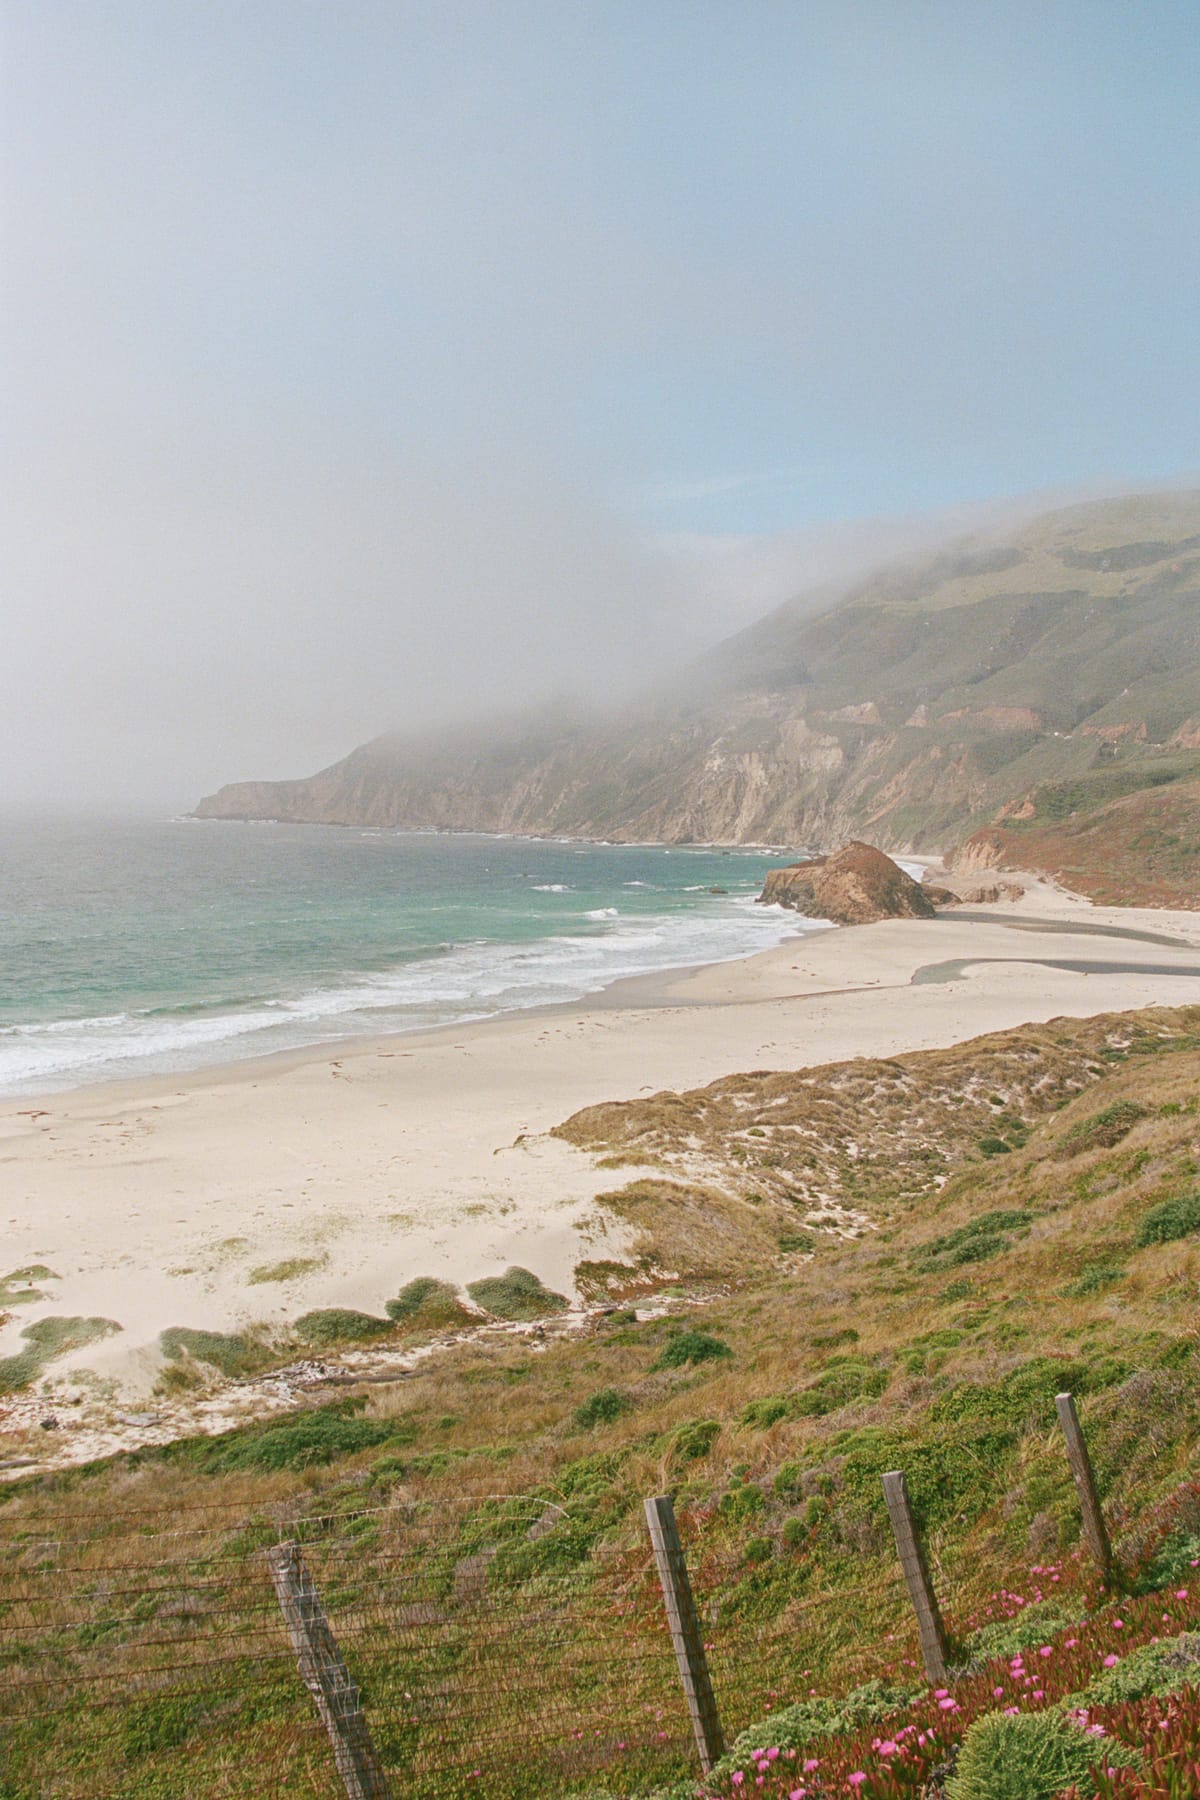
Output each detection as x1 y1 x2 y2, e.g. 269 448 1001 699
195 491 1200 902
5 1004 1200 1795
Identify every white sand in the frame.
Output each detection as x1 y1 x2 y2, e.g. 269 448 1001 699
3 874 1200 1410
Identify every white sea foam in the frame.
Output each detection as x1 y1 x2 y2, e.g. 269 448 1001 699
531 883 571 892
0 900 824 1095
585 907 619 919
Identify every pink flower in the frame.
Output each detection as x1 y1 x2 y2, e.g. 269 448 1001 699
938 1697 958 1711
1039 1646 1052 1657
993 1686 1004 1697
1104 1654 1119 1667
848 1776 867 1789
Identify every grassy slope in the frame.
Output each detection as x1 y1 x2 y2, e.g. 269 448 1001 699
4 1006 1200 1796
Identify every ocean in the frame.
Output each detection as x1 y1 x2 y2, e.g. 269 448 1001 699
0 816 824 1096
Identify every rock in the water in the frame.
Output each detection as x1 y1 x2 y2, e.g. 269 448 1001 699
758 841 937 925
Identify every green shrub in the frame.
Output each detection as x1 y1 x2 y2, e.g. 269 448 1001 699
1144 1529 1200 1588
0 1349 41 1393
670 1418 719 1462
1077 1632 1200 1706
781 1516 807 1548
653 1329 732 1370
968 1599 1072 1661
740 1394 791 1428
1056 1099 1149 1159
773 1460 806 1500
932 1356 1125 1433
945 1708 1136 1799
159 1327 274 1378
742 1534 772 1562
173 1405 398 1474
21 1315 121 1359
0 1311 124 1397
572 1387 631 1429
466 1266 569 1321
1135 1191 1200 1248
1066 1263 1126 1297
293 1309 393 1346
912 1210 1031 1272
719 1482 765 1523
793 1356 888 1417
385 1277 465 1326
0 1265 57 1306
710 1679 916 1780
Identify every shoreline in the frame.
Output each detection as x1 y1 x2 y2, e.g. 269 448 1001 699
182 814 817 854
4 870 1200 1432
0 824 818 1103
0 907 821 1110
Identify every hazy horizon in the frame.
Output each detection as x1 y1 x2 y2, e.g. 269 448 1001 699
3 3 1198 809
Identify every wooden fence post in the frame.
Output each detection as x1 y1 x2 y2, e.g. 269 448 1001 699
1056 1392 1115 1583
882 1470 951 1685
644 1494 726 1771
266 1541 392 1800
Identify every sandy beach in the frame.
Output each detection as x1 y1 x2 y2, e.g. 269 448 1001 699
4 874 1200 1415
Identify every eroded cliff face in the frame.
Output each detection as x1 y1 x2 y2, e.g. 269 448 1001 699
194 708 975 849
759 842 938 924
195 491 1200 878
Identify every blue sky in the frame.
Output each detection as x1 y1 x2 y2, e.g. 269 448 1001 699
2 2 1198 800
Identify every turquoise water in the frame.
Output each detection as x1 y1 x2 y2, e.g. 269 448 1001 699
0 818 819 1094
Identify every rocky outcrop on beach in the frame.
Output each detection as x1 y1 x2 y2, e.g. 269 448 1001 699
921 871 1026 906
759 842 937 924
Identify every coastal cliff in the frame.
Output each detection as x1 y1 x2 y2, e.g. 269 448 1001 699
196 490 1200 902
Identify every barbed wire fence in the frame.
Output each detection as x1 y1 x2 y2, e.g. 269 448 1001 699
0 1392 1108 1798
0 1488 911 1799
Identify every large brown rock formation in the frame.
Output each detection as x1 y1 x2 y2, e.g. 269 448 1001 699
758 841 937 924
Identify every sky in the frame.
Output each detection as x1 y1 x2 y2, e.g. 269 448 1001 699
2 2 1198 807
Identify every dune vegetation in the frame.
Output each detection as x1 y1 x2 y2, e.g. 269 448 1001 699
3 1004 1200 1796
